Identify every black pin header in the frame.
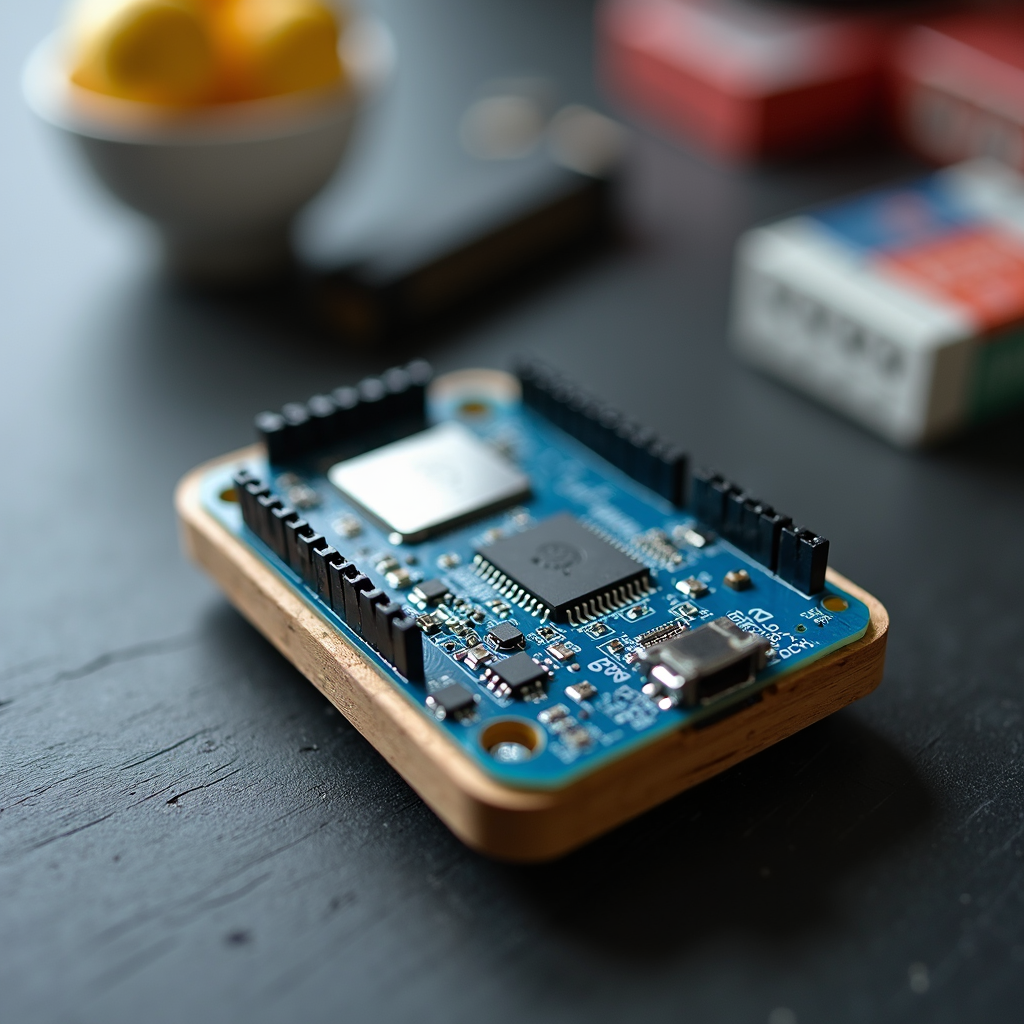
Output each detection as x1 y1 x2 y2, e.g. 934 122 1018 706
690 468 829 595
255 360 433 463
514 359 688 507
230 469 424 681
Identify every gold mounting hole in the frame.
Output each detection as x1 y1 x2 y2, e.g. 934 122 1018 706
458 400 492 418
481 719 543 763
821 596 849 613
219 487 239 503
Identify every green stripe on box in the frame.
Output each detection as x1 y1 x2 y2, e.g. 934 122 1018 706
973 326 1024 420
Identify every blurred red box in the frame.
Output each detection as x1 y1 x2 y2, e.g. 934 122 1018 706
598 0 891 160
891 12 1024 171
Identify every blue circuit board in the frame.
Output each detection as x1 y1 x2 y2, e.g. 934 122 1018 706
201 383 869 791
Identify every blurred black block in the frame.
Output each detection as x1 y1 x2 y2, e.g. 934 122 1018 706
241 481 269 535
254 412 289 462
315 162 615 344
255 361 432 464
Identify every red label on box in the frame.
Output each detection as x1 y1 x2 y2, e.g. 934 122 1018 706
877 226 1024 330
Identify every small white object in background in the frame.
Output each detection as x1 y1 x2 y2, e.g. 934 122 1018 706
732 158 1024 446
22 17 395 284
459 77 626 177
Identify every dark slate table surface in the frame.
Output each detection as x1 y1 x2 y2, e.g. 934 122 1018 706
3 2 1023 1022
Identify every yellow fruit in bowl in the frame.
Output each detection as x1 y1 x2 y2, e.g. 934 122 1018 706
66 0 349 105
69 0 217 104
210 0 347 100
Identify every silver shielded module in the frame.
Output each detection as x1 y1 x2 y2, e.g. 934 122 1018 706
327 422 531 543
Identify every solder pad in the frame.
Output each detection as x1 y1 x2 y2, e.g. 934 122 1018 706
177 368 888 861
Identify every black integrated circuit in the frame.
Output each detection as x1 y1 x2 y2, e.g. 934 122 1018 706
474 513 651 624
484 652 551 700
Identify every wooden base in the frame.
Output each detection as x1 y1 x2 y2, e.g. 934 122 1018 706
176 447 890 862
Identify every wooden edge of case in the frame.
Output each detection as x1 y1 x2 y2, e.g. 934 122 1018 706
176 446 890 863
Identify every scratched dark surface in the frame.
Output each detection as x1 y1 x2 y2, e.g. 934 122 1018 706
2 2 1024 1023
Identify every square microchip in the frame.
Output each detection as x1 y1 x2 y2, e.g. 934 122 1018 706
425 682 479 721
486 621 525 650
485 652 550 700
327 422 530 543
476 513 651 624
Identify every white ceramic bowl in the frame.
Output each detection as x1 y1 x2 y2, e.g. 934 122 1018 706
23 19 394 282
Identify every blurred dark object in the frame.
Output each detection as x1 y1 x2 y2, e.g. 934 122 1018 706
598 0 897 161
305 104 624 344
891 9 1024 171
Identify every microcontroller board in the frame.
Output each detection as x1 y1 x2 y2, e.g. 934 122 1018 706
178 362 887 857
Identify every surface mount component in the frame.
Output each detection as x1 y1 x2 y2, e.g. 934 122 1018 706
677 577 708 598
328 422 531 543
179 365 888 862
475 513 651 624
484 652 551 700
411 578 451 608
487 622 525 651
640 618 771 710
426 683 479 722
723 569 752 590
546 642 577 662
565 680 598 702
